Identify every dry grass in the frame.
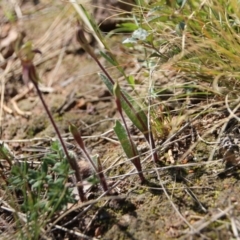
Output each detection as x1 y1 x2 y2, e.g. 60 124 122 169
1 0 240 239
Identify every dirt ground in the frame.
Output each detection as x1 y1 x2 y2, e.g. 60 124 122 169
1 1 240 240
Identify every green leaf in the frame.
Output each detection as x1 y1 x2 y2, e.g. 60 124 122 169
42 156 56 166
99 73 148 134
41 161 48 174
113 81 121 99
34 200 47 210
118 22 138 30
10 177 22 187
51 141 61 152
0 142 13 162
115 22 138 32
87 173 99 185
114 120 139 159
127 75 135 88
122 28 149 45
100 51 117 66
46 175 53 182
55 177 65 185
52 162 67 175
31 180 43 190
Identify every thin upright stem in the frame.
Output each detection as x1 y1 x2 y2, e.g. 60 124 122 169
32 81 85 202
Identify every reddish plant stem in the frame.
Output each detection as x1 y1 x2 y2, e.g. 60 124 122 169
96 57 159 164
31 80 85 202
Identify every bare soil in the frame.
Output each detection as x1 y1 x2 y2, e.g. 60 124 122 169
1 1 240 240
